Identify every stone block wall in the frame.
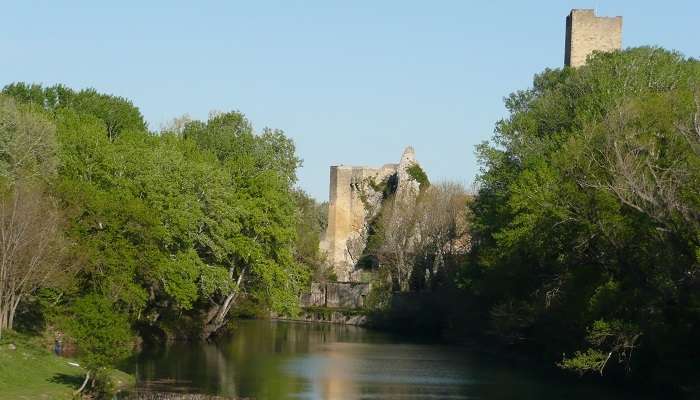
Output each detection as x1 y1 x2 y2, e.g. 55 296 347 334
300 282 371 309
300 282 326 307
319 147 418 281
565 9 622 68
320 164 398 281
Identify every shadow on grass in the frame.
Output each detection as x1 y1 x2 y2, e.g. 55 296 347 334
49 372 83 388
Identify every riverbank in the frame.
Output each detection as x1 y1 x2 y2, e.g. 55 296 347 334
0 332 82 399
274 306 368 325
0 331 133 399
130 319 650 400
122 393 250 399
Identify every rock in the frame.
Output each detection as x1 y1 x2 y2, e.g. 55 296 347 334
7 343 16 350
396 146 421 199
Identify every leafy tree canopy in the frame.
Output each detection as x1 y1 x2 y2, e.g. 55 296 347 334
465 47 700 387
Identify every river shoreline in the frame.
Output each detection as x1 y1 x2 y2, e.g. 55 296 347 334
271 307 368 326
132 315 681 399
128 319 657 400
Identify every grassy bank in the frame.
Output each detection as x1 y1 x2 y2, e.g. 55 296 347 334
0 331 133 399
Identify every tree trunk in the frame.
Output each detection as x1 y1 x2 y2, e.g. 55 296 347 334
8 295 20 331
599 351 613 376
201 267 246 340
75 370 90 394
201 294 234 339
0 306 6 339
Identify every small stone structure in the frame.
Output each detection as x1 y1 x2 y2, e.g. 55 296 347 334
565 9 622 68
301 282 370 309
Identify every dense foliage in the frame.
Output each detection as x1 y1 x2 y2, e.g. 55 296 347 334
462 47 700 393
2 46 699 398
0 83 318 394
291 189 328 280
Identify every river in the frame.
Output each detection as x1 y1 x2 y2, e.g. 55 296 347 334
132 319 641 400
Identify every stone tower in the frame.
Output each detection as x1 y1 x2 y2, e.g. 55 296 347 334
565 9 622 68
320 147 419 282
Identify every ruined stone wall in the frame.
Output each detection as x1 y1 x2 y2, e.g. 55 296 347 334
300 282 370 309
320 147 419 282
325 282 370 308
565 9 622 68
320 164 398 281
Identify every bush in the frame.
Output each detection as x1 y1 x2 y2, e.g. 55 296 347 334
64 294 133 397
406 164 429 191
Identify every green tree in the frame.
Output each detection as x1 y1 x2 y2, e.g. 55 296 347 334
464 47 700 389
1 83 73 112
183 112 306 337
0 96 70 338
53 103 307 339
291 189 327 278
65 294 133 395
2 83 147 141
0 95 57 183
3 83 309 344
71 88 147 140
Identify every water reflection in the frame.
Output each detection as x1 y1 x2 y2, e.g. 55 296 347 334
134 320 638 400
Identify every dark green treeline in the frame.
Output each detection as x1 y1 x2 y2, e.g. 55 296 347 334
456 47 699 395
0 84 325 392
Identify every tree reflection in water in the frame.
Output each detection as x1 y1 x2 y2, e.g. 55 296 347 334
133 320 645 400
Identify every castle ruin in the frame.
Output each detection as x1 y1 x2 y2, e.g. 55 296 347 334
565 9 622 67
317 9 623 285
304 8 627 321
320 147 420 282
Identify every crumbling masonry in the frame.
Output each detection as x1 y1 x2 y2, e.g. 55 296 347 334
320 147 419 282
565 9 622 68
312 9 623 307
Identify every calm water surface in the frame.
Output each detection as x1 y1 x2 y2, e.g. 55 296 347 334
133 320 639 400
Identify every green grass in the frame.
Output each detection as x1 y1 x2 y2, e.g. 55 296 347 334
0 331 83 399
0 331 135 399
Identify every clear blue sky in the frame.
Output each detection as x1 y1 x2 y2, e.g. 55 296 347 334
2 1 698 200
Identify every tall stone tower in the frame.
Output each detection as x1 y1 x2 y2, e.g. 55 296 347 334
320 147 419 282
565 9 622 67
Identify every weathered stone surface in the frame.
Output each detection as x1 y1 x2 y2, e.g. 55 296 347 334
565 9 622 68
300 282 326 307
320 165 395 281
395 146 420 202
319 147 421 281
325 282 370 308
300 282 370 309
292 310 368 325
